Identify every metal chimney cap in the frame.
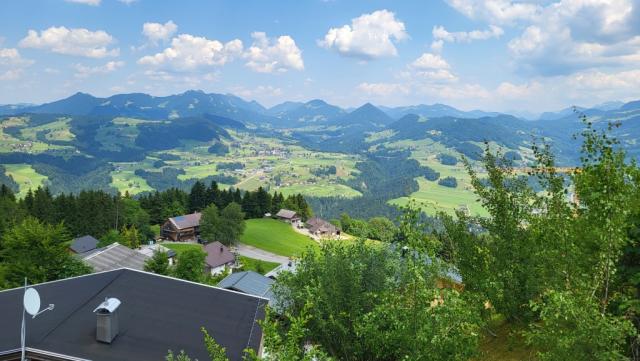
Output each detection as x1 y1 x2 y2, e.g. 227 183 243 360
93 298 121 313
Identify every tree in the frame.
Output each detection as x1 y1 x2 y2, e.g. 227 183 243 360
98 229 124 248
0 217 91 289
199 203 220 242
120 225 140 249
173 248 206 282
144 250 170 275
216 202 245 246
188 180 208 212
367 217 396 242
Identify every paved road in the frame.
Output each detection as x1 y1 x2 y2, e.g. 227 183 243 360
235 244 289 264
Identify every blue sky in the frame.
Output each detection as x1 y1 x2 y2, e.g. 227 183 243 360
0 0 639 114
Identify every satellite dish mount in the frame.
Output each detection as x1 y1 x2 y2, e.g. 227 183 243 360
21 278 55 361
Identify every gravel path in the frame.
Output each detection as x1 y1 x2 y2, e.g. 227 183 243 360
235 244 290 264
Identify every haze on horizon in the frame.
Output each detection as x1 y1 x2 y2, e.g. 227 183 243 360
0 0 639 115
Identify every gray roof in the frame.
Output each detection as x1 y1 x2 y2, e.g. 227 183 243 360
275 209 297 219
69 235 99 254
168 212 202 230
204 241 236 268
0 269 266 361
82 243 150 272
137 243 176 258
218 271 274 301
306 217 338 234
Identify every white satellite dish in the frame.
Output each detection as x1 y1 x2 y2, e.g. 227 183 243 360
23 288 41 317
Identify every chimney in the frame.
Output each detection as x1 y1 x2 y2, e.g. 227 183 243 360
220 245 223 253
93 297 121 344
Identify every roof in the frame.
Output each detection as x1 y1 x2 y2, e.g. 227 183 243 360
218 271 274 301
69 235 99 254
275 209 297 219
204 241 236 269
168 212 202 230
137 243 177 258
306 217 338 234
0 268 266 361
82 243 150 272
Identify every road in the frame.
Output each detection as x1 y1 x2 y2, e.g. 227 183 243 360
235 243 290 264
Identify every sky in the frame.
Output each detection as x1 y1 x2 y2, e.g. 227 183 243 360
0 0 639 114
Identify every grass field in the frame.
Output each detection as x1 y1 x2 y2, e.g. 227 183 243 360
110 164 154 195
162 242 203 255
3 163 48 198
238 256 280 274
240 218 319 257
279 183 361 198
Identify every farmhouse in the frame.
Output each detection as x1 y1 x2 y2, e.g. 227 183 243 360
161 212 202 242
275 209 300 224
82 242 150 272
305 217 340 238
204 241 236 275
0 268 266 361
69 235 99 254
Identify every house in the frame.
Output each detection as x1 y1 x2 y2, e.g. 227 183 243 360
161 212 202 242
305 217 340 238
69 235 99 254
204 241 236 275
82 243 150 272
265 260 297 280
137 243 177 266
218 271 275 303
275 209 300 224
0 268 267 360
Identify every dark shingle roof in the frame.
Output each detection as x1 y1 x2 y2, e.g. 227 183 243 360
169 213 202 230
204 241 236 269
0 269 266 361
306 217 338 234
82 243 150 272
218 271 274 301
69 235 99 254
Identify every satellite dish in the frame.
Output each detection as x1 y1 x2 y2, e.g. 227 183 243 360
23 288 41 317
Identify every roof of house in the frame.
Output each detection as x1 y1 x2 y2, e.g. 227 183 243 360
69 235 99 254
204 241 235 269
137 243 177 258
0 268 266 361
275 209 297 219
306 217 338 234
168 212 202 230
82 243 150 272
218 271 274 301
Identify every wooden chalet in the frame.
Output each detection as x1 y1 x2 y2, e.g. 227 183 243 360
161 212 202 242
305 217 340 238
275 209 300 224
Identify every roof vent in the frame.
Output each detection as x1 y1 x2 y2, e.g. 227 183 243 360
93 297 121 344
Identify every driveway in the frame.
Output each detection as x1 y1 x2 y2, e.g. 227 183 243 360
235 244 290 264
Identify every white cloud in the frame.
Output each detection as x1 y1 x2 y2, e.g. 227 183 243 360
118 0 138 4
432 24 504 43
19 26 119 58
138 34 243 71
319 9 407 59
444 0 541 24
74 60 124 78
0 48 34 80
65 0 101 5
142 21 177 44
244 32 304 73
411 53 450 70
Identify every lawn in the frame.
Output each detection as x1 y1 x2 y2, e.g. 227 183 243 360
162 242 203 255
238 256 280 275
240 218 319 257
110 167 154 195
3 163 48 198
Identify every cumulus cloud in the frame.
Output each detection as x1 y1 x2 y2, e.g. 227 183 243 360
118 0 138 4
411 53 450 70
244 32 304 73
444 0 541 24
142 21 177 44
0 48 34 80
356 82 409 96
319 9 407 59
138 34 243 71
74 60 124 78
65 0 101 5
19 26 119 58
432 24 504 43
